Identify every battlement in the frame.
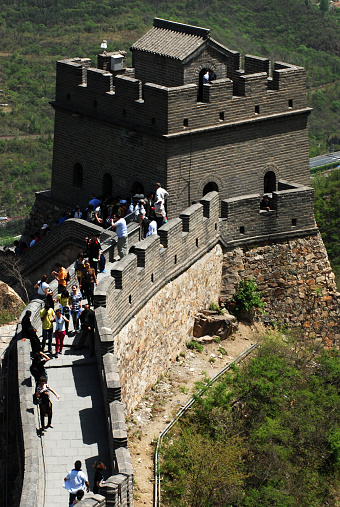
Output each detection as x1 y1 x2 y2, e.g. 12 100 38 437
52 54 308 136
220 180 316 245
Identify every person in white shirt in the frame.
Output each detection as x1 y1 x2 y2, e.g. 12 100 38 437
34 274 51 300
146 214 158 237
111 215 128 259
155 183 169 229
64 460 89 506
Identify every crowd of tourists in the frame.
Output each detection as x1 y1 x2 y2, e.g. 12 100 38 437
12 182 169 258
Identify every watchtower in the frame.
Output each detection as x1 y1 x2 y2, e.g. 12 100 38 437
50 18 311 218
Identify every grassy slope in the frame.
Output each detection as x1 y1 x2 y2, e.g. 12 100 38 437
0 0 339 217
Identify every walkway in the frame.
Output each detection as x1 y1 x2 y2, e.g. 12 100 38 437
39 331 111 507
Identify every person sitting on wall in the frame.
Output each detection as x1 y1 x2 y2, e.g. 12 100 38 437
70 206 83 219
146 212 158 237
260 195 271 211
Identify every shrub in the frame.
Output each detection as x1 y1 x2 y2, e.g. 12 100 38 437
231 279 265 315
186 340 204 352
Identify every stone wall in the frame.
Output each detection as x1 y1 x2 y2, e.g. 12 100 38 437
220 232 340 347
114 243 223 411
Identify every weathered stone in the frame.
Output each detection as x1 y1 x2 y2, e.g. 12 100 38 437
193 310 238 339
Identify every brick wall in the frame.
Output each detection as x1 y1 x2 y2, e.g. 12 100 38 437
220 180 316 245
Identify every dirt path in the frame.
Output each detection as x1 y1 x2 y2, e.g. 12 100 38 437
127 322 264 506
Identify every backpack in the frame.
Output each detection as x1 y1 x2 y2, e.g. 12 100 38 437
88 210 96 223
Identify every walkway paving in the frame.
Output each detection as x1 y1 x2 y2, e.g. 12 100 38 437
39 331 111 507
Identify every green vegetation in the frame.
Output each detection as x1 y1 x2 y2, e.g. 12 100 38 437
230 279 265 320
0 0 339 215
160 335 340 506
208 301 225 314
186 340 204 352
312 168 340 278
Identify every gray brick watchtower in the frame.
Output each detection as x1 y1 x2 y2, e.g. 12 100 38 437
50 18 311 218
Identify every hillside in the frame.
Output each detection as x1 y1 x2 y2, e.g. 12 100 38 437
0 0 339 218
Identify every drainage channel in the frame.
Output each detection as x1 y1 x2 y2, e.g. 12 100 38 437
154 342 258 507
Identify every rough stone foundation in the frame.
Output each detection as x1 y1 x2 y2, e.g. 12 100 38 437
220 232 340 347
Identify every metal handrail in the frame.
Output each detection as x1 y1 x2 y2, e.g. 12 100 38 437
154 343 258 507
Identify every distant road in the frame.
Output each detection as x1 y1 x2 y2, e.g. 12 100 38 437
310 151 340 169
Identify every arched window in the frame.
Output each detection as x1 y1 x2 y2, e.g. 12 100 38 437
102 173 112 196
73 163 83 188
131 181 144 195
203 182 219 195
264 171 276 193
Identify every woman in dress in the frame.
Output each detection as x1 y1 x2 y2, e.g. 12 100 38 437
36 376 60 429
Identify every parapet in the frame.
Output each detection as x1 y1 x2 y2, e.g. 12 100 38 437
52 51 309 136
220 180 317 246
95 191 220 335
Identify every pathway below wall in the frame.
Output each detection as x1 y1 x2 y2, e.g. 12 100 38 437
38 333 111 507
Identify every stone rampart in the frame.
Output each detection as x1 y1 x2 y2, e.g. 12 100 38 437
18 217 140 289
53 57 308 137
220 180 316 246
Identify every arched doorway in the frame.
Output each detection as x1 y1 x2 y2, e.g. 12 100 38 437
197 68 216 102
203 182 219 195
72 163 83 188
102 173 113 196
264 171 276 193
131 181 144 195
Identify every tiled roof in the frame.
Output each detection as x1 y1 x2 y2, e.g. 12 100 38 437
131 23 208 61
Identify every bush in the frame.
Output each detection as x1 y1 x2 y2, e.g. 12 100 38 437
186 340 204 352
231 279 265 318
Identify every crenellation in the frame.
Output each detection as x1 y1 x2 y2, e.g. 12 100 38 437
244 55 270 76
86 68 113 94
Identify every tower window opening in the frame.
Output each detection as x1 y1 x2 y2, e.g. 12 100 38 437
255 105 260 114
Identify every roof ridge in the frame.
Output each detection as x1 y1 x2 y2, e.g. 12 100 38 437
153 18 210 39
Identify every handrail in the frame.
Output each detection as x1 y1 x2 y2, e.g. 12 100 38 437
154 343 258 507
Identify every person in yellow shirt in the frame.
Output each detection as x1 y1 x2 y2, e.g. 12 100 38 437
40 303 55 353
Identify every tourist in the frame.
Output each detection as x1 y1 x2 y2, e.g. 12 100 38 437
92 461 107 494
146 213 158 237
30 351 50 384
21 310 41 354
154 182 168 229
80 261 97 307
110 214 128 259
260 195 271 211
64 460 90 507
34 274 51 301
57 289 71 334
87 233 101 275
52 262 68 295
69 285 82 332
54 308 69 356
73 304 95 355
40 303 55 353
74 252 85 289
36 376 60 430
